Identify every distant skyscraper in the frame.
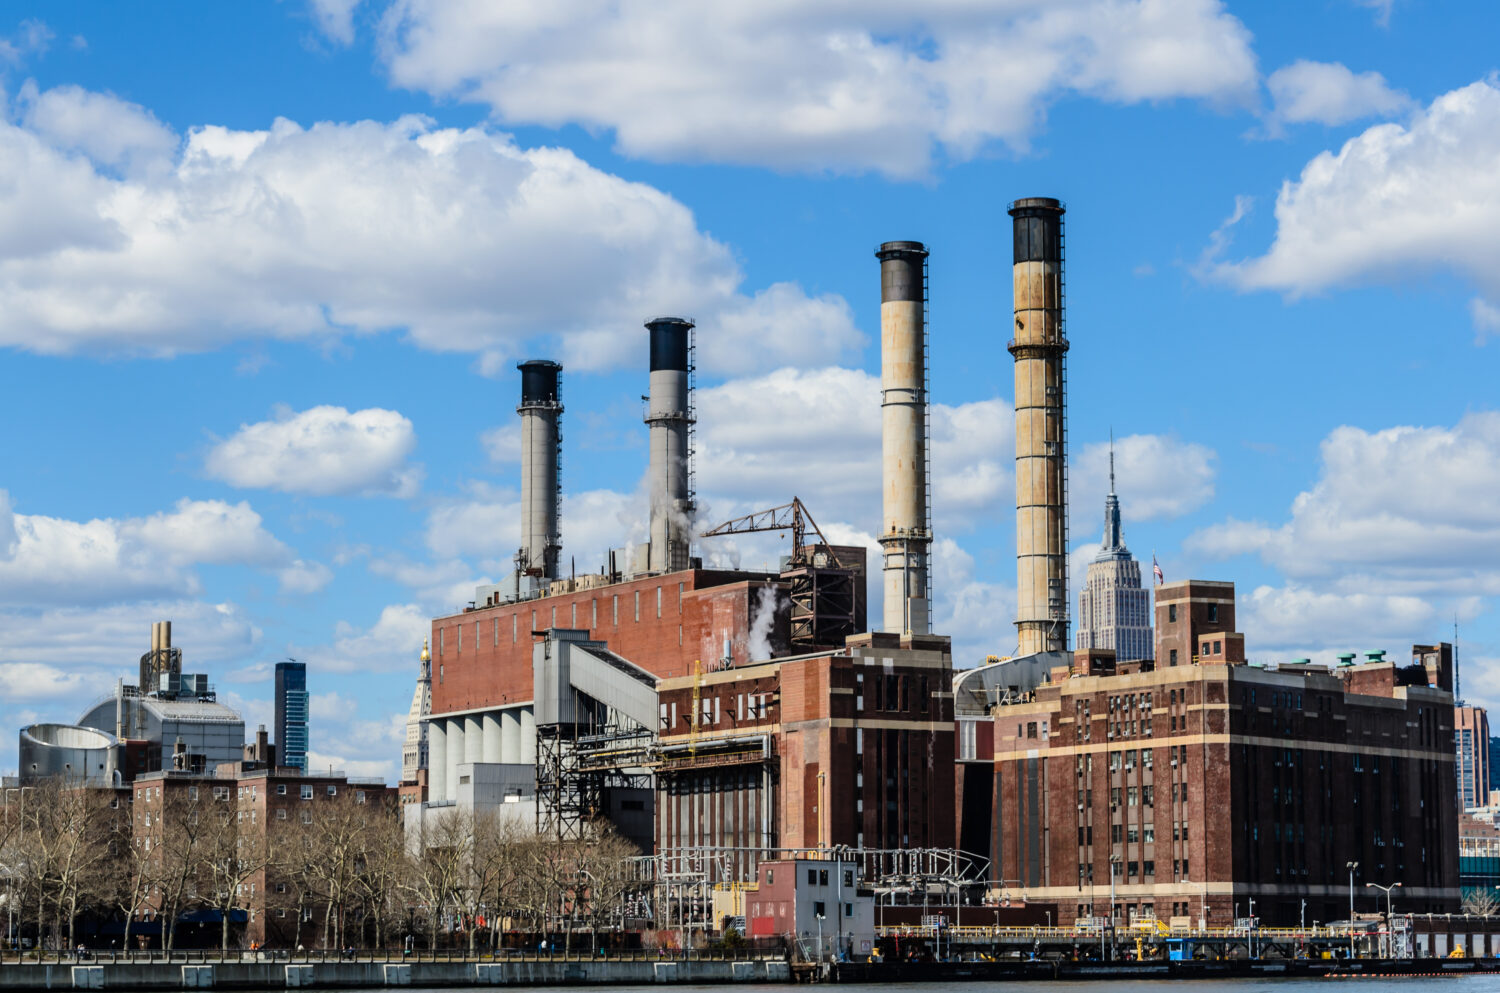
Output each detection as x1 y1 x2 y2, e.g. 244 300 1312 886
1076 442 1153 661
274 661 309 773
1456 704 1490 809
402 639 432 784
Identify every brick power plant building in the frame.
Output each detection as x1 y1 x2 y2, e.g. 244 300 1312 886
409 198 1461 926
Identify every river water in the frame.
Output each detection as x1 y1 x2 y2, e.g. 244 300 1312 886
382 982 1492 993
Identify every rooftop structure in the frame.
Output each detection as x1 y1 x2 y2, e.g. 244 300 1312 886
1077 440 1153 662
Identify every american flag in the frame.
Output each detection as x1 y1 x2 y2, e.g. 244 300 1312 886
1152 554 1164 586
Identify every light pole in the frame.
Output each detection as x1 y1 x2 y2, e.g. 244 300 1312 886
815 913 826 964
1345 861 1359 961
1365 882 1400 959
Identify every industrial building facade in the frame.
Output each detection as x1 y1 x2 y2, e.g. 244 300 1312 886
960 583 1462 927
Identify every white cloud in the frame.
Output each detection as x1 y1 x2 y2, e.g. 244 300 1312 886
301 602 429 674
375 0 1257 178
0 19 53 66
0 661 107 703
309 0 363 45
0 493 298 605
695 366 1013 534
1214 77 1500 344
1351 0 1395 28
480 424 520 465
1236 583 1435 658
932 537 1017 667
1071 433 1217 528
1187 412 1500 594
0 598 262 686
1471 297 1500 346
278 558 334 594
206 405 421 497
0 89 856 373
15 80 177 173
1263 60 1412 132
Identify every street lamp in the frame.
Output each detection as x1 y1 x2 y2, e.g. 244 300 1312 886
1365 882 1401 958
815 913 826 964
1345 861 1359 961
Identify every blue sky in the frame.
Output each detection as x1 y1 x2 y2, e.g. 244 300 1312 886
2 0 1499 780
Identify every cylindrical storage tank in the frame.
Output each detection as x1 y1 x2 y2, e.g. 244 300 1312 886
875 241 931 635
517 360 563 581
18 724 120 786
481 712 502 763
426 719 447 801
519 706 537 765
464 714 483 764
644 318 695 574
445 717 464 801
1008 198 1069 655
501 708 521 764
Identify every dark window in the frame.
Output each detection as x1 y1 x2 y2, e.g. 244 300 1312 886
819 870 829 886
1169 649 1178 666
1208 604 1218 622
1168 604 1177 623
807 869 817 885
814 902 826 918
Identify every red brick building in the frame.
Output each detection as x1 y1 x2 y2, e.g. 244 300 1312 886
960 580 1461 928
653 632 955 882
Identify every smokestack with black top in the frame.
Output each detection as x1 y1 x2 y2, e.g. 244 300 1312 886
1008 197 1069 655
645 317 695 574
517 360 563 581
876 241 931 635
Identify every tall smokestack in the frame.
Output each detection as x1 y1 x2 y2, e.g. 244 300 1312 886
875 241 931 635
645 317 695 574
516 360 563 581
1008 198 1069 655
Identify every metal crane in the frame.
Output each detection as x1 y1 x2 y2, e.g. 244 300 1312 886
698 497 844 568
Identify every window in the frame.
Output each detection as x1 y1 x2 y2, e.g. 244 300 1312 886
634 591 640 621
766 870 774 884
844 870 854 887
844 903 853 918
819 870 829 885
301 811 312 824
656 586 662 618
807 869 817 885
188 786 199 801
277 809 287 820
356 791 366 804
277 784 287 795
327 785 337 796
1208 604 1218 622
1169 649 1178 666
613 595 619 625
300 785 314 800
814 902 826 918
1168 604 1177 623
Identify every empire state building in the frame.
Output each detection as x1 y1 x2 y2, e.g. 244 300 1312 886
1077 448 1153 661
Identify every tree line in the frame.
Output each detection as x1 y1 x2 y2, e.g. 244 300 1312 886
0 780 642 954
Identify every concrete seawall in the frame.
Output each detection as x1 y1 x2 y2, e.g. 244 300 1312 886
0 958 793 990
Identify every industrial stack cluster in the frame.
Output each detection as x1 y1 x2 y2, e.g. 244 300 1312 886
8 198 1467 946
403 197 1465 931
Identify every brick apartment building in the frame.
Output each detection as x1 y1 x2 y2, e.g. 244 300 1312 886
653 631 955 882
958 580 1461 927
130 761 395 948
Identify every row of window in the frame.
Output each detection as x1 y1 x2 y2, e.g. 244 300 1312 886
441 584 689 656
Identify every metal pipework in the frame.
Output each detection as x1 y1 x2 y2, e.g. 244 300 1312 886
875 241 931 635
645 317 696 574
1008 198 1069 655
517 360 563 581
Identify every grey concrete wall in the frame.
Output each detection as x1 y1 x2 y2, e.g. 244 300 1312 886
0 957 789 989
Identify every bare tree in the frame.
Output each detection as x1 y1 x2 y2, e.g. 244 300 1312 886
197 799 277 954
304 792 371 949
153 786 212 951
402 807 471 951
578 821 641 943
352 802 405 950
1462 887 1499 917
48 786 118 950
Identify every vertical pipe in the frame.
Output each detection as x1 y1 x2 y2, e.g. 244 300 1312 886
875 241 931 635
645 318 695 574
1008 198 1069 655
501 708 521 764
465 714 483 765
519 706 537 765
446 717 464 801
517 360 563 581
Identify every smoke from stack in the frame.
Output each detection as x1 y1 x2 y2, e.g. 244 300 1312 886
645 317 696 574
875 241 931 635
1008 198 1070 655
517 360 563 582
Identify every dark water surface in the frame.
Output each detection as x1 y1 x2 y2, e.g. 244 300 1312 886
384 982 1493 993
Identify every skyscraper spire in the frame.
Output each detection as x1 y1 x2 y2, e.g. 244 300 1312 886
1098 433 1126 559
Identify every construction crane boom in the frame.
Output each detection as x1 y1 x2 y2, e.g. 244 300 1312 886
698 497 842 569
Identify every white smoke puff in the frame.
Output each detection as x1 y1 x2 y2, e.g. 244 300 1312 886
746 587 782 662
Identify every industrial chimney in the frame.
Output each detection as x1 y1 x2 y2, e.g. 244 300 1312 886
875 241 931 635
644 317 695 574
1008 198 1069 655
516 360 563 582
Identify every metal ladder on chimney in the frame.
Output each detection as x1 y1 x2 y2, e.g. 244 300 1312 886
1056 216 1070 650
922 253 933 629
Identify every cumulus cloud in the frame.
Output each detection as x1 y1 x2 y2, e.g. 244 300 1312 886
0 492 310 605
695 366 1014 534
15 80 177 173
0 88 857 373
1213 77 1500 343
1235 583 1435 659
1187 412 1500 594
206 405 421 497
278 558 334 594
308 0 363 45
932 537 1018 667
1471 297 1500 346
374 0 1257 178
300 602 429 674
1263 60 1412 132
1071 433 1217 529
